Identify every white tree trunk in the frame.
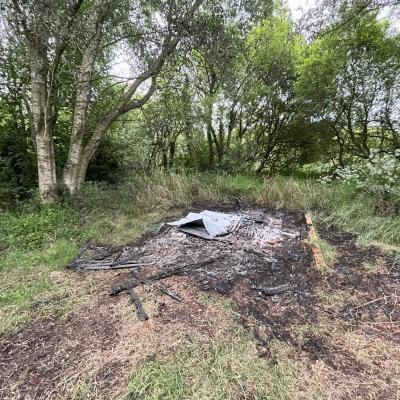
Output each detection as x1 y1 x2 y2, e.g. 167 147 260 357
62 120 110 194
31 59 57 203
62 1 108 195
36 128 57 202
62 148 82 194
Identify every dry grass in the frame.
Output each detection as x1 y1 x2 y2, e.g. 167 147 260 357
123 292 296 400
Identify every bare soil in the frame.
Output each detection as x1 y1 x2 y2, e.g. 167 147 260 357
0 205 399 399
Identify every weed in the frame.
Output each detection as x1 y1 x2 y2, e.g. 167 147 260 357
317 238 336 266
317 288 349 308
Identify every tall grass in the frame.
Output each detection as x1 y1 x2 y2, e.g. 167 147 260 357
3 173 398 249
2 172 399 254
257 176 400 246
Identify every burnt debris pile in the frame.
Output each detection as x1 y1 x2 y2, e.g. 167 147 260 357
68 208 309 321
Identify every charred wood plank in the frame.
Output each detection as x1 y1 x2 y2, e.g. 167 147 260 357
108 255 144 267
110 257 220 296
131 257 220 282
90 247 123 261
252 283 291 296
131 272 182 301
127 288 148 321
78 262 153 271
70 254 147 270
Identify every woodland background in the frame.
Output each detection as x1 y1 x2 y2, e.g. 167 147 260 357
0 0 399 207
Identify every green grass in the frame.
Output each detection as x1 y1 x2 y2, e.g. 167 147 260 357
0 172 399 335
124 326 294 400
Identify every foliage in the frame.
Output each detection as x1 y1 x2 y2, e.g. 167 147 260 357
1 1 399 202
323 149 400 196
296 11 400 164
0 205 78 252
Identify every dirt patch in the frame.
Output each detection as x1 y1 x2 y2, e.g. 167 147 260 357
0 297 118 399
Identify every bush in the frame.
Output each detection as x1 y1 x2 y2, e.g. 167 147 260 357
322 149 400 197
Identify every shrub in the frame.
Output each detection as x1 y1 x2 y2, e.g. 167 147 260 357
322 149 400 197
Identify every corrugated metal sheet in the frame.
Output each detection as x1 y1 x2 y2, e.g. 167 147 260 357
168 210 241 238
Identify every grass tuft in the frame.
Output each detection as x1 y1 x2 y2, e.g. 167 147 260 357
257 176 400 246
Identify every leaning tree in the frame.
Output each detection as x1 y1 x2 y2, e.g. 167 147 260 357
2 0 203 202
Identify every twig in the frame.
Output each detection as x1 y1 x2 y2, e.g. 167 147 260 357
132 272 182 301
353 296 388 309
231 216 242 233
390 291 398 324
387 261 398 275
292 310 314 325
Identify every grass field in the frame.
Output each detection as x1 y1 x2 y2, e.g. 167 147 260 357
1 173 399 399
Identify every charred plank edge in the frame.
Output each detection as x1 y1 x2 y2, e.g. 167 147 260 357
69 253 154 270
127 288 148 321
81 262 154 271
304 213 327 269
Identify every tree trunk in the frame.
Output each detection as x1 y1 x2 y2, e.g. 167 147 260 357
63 117 112 193
207 124 214 167
62 137 99 194
31 57 57 203
36 126 57 202
62 152 87 194
169 140 176 169
62 2 107 194
206 100 215 168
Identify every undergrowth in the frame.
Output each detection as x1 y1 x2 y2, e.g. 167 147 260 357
257 176 400 246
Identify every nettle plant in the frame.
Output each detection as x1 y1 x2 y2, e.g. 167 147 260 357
323 149 400 196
